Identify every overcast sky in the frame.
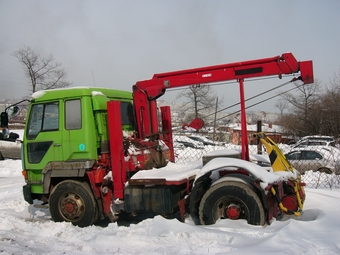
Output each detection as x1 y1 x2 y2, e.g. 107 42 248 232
0 1 339 113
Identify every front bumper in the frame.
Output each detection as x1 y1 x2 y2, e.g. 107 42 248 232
23 184 33 204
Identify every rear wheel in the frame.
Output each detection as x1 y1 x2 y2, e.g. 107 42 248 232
49 180 98 227
199 181 265 226
317 167 332 174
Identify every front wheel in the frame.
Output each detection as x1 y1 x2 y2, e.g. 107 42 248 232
49 180 98 227
199 181 265 226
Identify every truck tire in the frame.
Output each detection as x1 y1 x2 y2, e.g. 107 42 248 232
49 180 98 227
0 151 4 160
199 181 265 226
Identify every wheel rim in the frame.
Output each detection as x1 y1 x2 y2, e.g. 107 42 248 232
59 193 85 221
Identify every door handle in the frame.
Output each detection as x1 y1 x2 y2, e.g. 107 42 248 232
54 143 62 147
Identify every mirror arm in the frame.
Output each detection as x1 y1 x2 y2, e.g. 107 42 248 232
4 99 31 112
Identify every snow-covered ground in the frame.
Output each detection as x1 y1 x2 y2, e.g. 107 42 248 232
1 159 340 255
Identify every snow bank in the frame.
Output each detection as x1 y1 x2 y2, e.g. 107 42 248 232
1 159 340 254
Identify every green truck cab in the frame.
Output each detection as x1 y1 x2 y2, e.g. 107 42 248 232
22 87 133 203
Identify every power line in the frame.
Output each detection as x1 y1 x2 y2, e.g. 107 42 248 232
204 78 305 125
203 79 293 118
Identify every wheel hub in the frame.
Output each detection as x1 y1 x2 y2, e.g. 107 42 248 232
60 194 85 220
226 204 241 220
65 201 75 213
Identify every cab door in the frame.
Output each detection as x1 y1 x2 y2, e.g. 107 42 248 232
24 101 64 170
61 98 97 161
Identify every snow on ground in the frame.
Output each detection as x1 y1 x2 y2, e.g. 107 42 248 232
1 159 340 255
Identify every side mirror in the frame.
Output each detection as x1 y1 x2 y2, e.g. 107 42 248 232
7 105 21 119
0 112 8 128
1 99 30 128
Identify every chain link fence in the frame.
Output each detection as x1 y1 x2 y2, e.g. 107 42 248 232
173 133 340 189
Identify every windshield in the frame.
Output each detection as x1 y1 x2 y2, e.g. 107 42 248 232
27 102 59 139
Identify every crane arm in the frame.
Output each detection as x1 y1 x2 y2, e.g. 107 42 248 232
132 52 313 161
133 52 313 101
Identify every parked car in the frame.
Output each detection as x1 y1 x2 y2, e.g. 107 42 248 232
294 135 335 146
281 135 336 154
0 131 22 160
173 135 204 149
285 147 340 175
299 135 335 143
176 140 197 149
188 135 216 146
292 139 336 148
173 141 185 150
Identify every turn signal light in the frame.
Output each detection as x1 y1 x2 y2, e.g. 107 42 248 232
22 170 28 180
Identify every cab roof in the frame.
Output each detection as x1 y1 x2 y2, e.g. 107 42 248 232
31 87 132 102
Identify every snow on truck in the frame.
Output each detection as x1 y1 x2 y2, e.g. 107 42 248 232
0 53 313 227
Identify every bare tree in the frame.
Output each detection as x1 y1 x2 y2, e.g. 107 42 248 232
280 79 320 113
319 70 340 137
330 69 340 88
278 79 322 136
12 46 71 94
275 100 288 115
176 85 222 125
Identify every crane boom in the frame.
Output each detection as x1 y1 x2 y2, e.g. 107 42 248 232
132 52 313 160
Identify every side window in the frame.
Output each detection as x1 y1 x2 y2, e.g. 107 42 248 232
27 102 59 139
42 103 59 131
314 152 322 159
303 151 322 160
296 141 308 148
65 99 82 130
310 141 325 146
286 152 301 160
